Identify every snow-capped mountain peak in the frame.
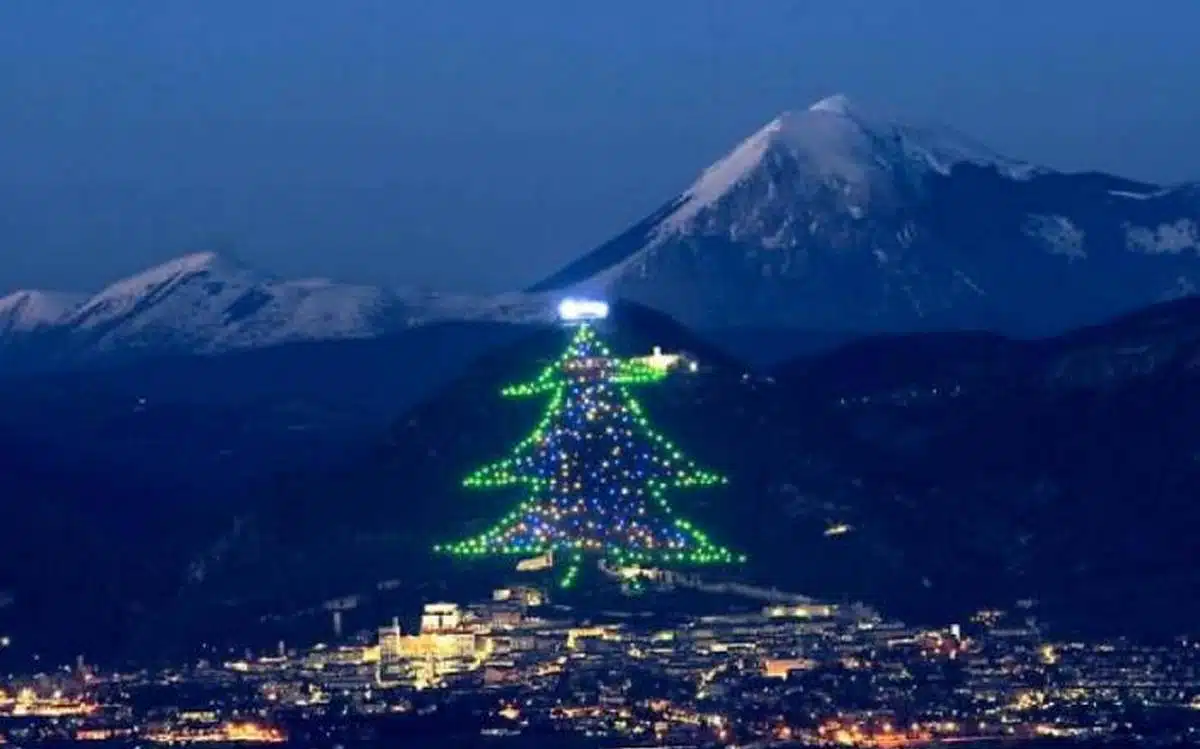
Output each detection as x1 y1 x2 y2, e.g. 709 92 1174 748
65 251 261 337
98 251 237 295
0 290 87 334
531 95 1200 343
658 93 1036 237
793 94 1030 178
142 250 234 275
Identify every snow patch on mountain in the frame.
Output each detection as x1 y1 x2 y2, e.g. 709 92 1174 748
0 290 86 333
1109 188 1172 201
1025 215 1086 260
1125 220 1200 255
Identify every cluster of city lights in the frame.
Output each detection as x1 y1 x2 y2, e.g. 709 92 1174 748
436 324 744 573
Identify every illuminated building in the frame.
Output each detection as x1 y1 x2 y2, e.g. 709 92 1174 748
75 728 136 741
302 644 378 691
395 631 477 660
7 688 97 717
143 721 285 744
492 586 545 606
515 551 554 572
765 602 838 619
376 607 486 688
420 603 462 633
629 346 700 374
566 626 617 650
763 658 817 679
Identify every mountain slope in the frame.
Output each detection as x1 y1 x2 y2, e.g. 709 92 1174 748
0 302 723 662
532 95 1200 356
4 297 1198 660
176 297 1200 646
147 304 746 645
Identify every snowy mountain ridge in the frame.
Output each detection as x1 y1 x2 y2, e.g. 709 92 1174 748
5 94 1200 371
0 290 88 334
532 93 1200 344
0 251 555 367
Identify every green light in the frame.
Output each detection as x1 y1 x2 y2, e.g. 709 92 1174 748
438 323 744 571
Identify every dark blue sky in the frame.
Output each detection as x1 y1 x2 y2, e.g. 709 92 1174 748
2 0 1197 294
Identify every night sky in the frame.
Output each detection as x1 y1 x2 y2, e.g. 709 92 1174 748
2 0 1197 294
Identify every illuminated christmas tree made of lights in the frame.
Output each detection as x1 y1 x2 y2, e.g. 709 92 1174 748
436 318 743 586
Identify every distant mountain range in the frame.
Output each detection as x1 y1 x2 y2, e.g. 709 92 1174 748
0 251 553 372
3 94 1199 375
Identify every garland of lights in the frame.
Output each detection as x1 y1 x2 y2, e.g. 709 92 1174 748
435 324 744 587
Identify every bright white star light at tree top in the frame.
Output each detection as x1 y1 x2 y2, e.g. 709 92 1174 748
557 298 609 322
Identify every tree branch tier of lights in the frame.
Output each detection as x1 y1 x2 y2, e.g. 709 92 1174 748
435 298 743 586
